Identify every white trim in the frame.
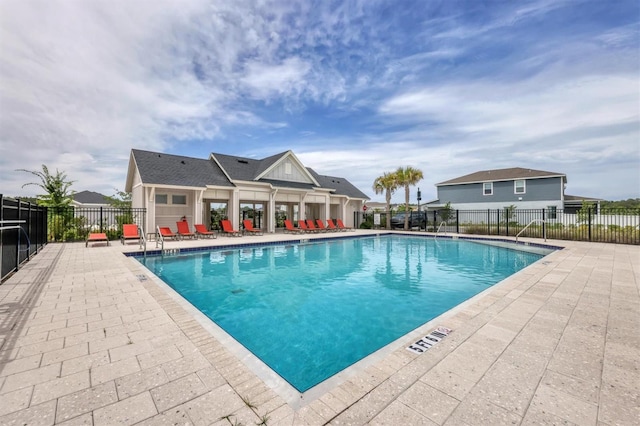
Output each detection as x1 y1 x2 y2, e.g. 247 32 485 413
208 153 234 182
483 182 493 196
255 151 321 187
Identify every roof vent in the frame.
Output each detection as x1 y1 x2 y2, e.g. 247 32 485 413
237 159 249 164
181 160 185 164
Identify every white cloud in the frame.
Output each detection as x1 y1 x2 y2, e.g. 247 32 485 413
242 57 312 100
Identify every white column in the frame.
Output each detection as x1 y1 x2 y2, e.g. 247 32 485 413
194 190 204 225
324 195 330 220
230 189 240 229
146 186 156 234
268 189 277 233
299 192 307 221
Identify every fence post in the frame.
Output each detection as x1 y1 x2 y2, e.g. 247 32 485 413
26 202 31 261
588 207 592 241
100 207 104 233
506 210 509 236
497 209 501 235
487 209 490 235
16 198 21 271
542 209 546 240
456 210 459 234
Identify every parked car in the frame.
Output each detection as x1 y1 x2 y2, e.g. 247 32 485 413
390 211 427 229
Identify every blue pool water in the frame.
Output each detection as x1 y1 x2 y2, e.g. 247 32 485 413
138 235 548 392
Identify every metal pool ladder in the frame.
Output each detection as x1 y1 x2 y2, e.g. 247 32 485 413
434 221 446 239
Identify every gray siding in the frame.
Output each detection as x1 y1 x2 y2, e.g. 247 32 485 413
437 177 563 204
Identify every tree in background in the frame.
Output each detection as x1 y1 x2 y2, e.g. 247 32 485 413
395 166 424 230
373 172 399 229
440 202 453 223
106 189 132 208
17 164 74 207
577 200 596 223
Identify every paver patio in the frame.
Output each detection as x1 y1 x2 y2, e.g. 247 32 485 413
0 231 638 425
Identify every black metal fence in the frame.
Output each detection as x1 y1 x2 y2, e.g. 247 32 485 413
47 207 146 242
355 208 640 245
1 196 48 282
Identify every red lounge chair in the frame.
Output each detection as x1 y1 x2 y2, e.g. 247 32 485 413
86 232 109 247
195 224 216 238
221 219 242 237
315 219 333 232
284 219 304 234
176 221 197 239
121 224 141 245
243 220 263 235
306 219 323 233
158 226 179 240
336 219 354 231
298 220 314 233
326 219 340 231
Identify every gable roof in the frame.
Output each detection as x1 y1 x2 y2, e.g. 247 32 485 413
131 149 233 188
73 190 110 204
127 149 368 199
211 151 286 182
437 167 566 186
307 168 369 199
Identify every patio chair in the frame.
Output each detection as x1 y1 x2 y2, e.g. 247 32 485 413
158 226 179 240
298 220 315 233
306 219 323 233
194 224 217 239
121 224 141 245
243 220 263 235
176 221 197 239
221 219 242 237
336 219 354 231
326 219 341 232
284 219 305 234
315 219 334 232
86 232 109 247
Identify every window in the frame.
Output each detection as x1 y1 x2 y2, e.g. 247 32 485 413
285 162 292 175
172 195 187 205
483 182 493 196
514 180 526 194
547 206 557 220
155 194 167 204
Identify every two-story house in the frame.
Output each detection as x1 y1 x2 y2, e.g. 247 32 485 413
426 167 598 213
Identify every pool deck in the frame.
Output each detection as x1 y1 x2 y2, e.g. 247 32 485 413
0 231 638 425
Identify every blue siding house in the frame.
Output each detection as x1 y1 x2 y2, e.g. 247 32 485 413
428 167 568 211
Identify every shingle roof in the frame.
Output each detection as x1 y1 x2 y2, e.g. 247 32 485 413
307 168 369 199
212 152 287 181
73 190 110 204
564 194 603 201
437 167 566 186
257 178 316 190
132 149 233 187
130 149 368 199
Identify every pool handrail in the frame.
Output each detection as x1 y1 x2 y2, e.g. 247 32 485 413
516 219 547 243
434 221 446 238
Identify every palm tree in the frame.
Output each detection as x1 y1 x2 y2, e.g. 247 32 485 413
395 166 424 230
373 172 398 229
17 164 75 207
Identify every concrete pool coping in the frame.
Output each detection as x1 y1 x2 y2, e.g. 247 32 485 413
0 230 638 425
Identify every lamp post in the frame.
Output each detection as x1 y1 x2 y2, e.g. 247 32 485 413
417 188 422 230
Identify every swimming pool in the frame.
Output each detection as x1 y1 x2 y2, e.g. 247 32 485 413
137 235 549 392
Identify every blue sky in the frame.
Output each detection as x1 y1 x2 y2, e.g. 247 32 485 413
1 0 638 203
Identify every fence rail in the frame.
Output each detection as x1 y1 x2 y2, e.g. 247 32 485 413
1 196 48 282
355 208 640 245
47 206 146 242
